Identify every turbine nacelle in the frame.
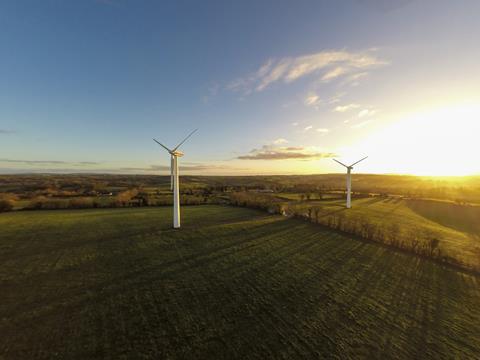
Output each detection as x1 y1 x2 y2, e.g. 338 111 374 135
170 151 184 157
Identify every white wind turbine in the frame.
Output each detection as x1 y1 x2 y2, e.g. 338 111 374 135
153 129 198 229
333 156 368 209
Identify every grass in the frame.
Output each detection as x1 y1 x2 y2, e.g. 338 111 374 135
405 199 480 235
287 197 480 271
1 206 479 359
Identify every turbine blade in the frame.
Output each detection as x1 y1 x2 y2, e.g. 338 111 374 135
333 159 348 168
173 129 198 151
350 156 368 167
153 138 172 153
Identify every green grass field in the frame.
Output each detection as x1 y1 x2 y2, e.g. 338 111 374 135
1 206 479 359
285 197 480 271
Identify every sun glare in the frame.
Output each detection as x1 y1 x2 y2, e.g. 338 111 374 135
350 104 480 176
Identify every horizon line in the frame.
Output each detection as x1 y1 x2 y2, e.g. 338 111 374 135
0 171 479 178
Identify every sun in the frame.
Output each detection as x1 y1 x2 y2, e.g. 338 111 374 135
350 104 480 176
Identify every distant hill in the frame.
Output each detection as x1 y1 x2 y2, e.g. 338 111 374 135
1 173 480 204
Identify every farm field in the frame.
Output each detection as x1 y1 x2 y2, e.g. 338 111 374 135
1 206 479 359
284 197 480 271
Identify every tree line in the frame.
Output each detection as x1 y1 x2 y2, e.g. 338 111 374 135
228 192 472 273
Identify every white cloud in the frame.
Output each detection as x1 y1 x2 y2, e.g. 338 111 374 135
304 93 321 107
256 59 274 78
257 59 290 91
321 66 348 82
273 138 288 145
292 122 299 126
348 72 368 82
351 120 373 129
338 71 369 87
237 144 337 160
358 109 370 118
316 128 330 133
358 108 378 118
227 49 387 93
304 125 313 131
327 92 346 104
226 78 247 92
334 103 360 112
0 159 101 166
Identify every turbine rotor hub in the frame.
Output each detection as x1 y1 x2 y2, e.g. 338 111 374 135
171 151 184 157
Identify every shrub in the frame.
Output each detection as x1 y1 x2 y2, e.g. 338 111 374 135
25 196 48 210
0 199 14 212
69 198 94 209
426 234 441 257
41 200 69 210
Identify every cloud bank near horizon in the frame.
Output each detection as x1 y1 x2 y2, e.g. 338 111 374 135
237 144 337 161
0 159 244 175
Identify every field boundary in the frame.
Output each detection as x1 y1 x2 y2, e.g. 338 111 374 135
225 199 480 276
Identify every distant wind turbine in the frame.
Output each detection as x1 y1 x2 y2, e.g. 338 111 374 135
333 156 368 209
153 129 198 228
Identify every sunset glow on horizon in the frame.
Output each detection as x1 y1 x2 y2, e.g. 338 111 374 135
1 1 479 177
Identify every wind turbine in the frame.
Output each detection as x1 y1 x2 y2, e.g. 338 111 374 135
333 156 368 209
153 129 198 228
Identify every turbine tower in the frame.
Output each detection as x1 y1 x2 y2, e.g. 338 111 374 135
153 129 198 228
333 156 368 209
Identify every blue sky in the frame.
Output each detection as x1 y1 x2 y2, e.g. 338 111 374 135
1 0 480 175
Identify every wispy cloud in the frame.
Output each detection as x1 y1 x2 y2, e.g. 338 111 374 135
292 122 299 126
273 138 288 145
304 125 313 131
202 82 220 103
0 159 100 166
341 71 369 86
304 93 321 107
327 92 346 104
120 163 230 172
228 49 387 94
358 108 377 118
321 66 348 82
350 108 377 127
351 120 373 129
0 161 243 175
333 104 360 112
0 129 15 134
118 165 170 172
316 128 330 133
237 144 336 160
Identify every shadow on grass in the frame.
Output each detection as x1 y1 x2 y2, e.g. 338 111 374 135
1 210 479 359
360 197 385 206
406 200 480 235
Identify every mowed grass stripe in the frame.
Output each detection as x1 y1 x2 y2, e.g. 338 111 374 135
0 206 479 359
290 197 479 269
